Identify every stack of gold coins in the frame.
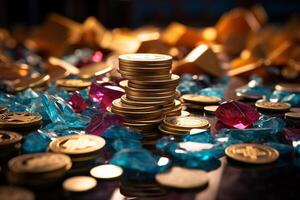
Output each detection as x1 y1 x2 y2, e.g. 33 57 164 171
181 94 221 110
49 135 106 174
111 53 182 146
7 153 72 188
159 116 210 138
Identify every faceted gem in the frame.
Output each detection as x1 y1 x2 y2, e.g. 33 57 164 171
85 113 123 136
264 142 293 158
269 90 290 102
183 129 212 143
253 115 285 134
156 136 177 152
110 149 159 173
89 81 124 110
112 138 142 151
177 81 200 95
68 92 87 113
22 131 51 153
215 101 260 129
197 87 224 99
103 125 142 141
282 93 300 107
283 128 300 143
46 84 70 100
218 128 272 143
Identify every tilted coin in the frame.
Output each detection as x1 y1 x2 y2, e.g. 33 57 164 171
63 176 97 192
163 116 210 129
182 94 221 105
8 153 72 174
225 144 279 164
155 167 209 189
0 112 42 131
56 79 91 88
290 107 300 113
0 106 7 114
130 74 180 86
0 186 35 200
90 164 123 179
285 112 300 120
7 74 50 92
275 83 300 93
78 62 113 79
255 100 291 112
49 135 106 156
0 130 22 147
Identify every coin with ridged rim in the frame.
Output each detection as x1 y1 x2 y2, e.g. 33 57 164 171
0 112 42 128
49 135 105 155
255 100 291 111
155 167 209 189
163 116 210 129
225 144 279 164
8 153 72 173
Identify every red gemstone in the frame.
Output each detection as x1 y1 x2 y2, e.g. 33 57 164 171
85 112 123 135
283 128 300 143
89 81 124 110
215 101 259 129
68 92 87 113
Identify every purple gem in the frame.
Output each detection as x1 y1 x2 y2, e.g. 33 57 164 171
68 91 87 113
215 101 260 129
283 128 300 143
85 112 123 135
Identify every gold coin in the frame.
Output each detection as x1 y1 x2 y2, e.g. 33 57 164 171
49 135 106 156
160 123 190 133
126 94 175 102
225 144 279 164
119 65 171 73
121 95 167 106
63 176 97 192
111 107 163 120
182 94 221 105
8 153 72 174
112 98 158 112
0 112 42 129
125 89 175 97
130 74 180 86
56 79 91 88
10 74 50 92
204 105 219 115
158 124 185 136
290 107 300 113
119 80 128 88
255 100 291 111
118 69 171 77
163 116 210 129
0 186 35 200
127 81 177 90
119 53 172 64
155 167 208 189
275 83 300 93
90 164 123 179
0 130 22 147
78 62 113 79
123 117 163 125
180 111 190 117
285 112 300 119
125 85 174 93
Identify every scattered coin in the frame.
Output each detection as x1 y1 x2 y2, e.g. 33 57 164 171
225 143 279 164
63 176 97 192
290 107 300 113
275 83 300 93
155 166 209 189
90 164 123 179
285 112 300 120
164 116 210 129
204 105 219 115
182 94 221 105
56 79 91 89
255 100 291 112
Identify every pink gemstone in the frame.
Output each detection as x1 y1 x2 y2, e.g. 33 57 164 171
68 92 87 112
77 51 103 67
215 101 259 129
89 81 124 110
85 112 123 135
283 128 300 143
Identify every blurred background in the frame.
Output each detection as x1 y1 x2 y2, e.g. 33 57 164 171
0 0 299 28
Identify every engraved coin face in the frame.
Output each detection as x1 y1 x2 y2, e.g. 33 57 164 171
0 112 42 126
182 94 221 104
255 101 291 111
164 116 210 129
119 53 172 63
0 131 22 147
49 135 106 155
0 186 35 200
225 144 279 164
56 79 91 88
155 167 209 189
8 153 72 173
90 164 123 179
63 176 97 192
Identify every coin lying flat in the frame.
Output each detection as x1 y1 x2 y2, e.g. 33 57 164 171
0 131 22 147
163 116 210 129
0 186 35 200
182 94 221 105
155 167 209 189
225 144 279 164
0 112 42 131
49 135 106 156
8 153 72 174
63 176 97 192
90 164 123 179
56 79 91 89
285 112 300 120
119 53 172 64
255 101 291 112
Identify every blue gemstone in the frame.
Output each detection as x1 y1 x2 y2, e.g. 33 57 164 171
112 138 142 151
264 142 293 158
269 90 290 102
213 134 243 147
282 93 300 107
218 128 273 143
22 130 51 153
253 115 285 134
16 89 39 104
103 125 142 141
46 84 70 100
295 144 300 157
180 156 221 171
177 81 200 95
156 136 177 152
183 129 212 143
236 86 272 98
110 149 159 173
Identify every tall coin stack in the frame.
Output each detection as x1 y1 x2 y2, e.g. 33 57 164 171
111 53 181 147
